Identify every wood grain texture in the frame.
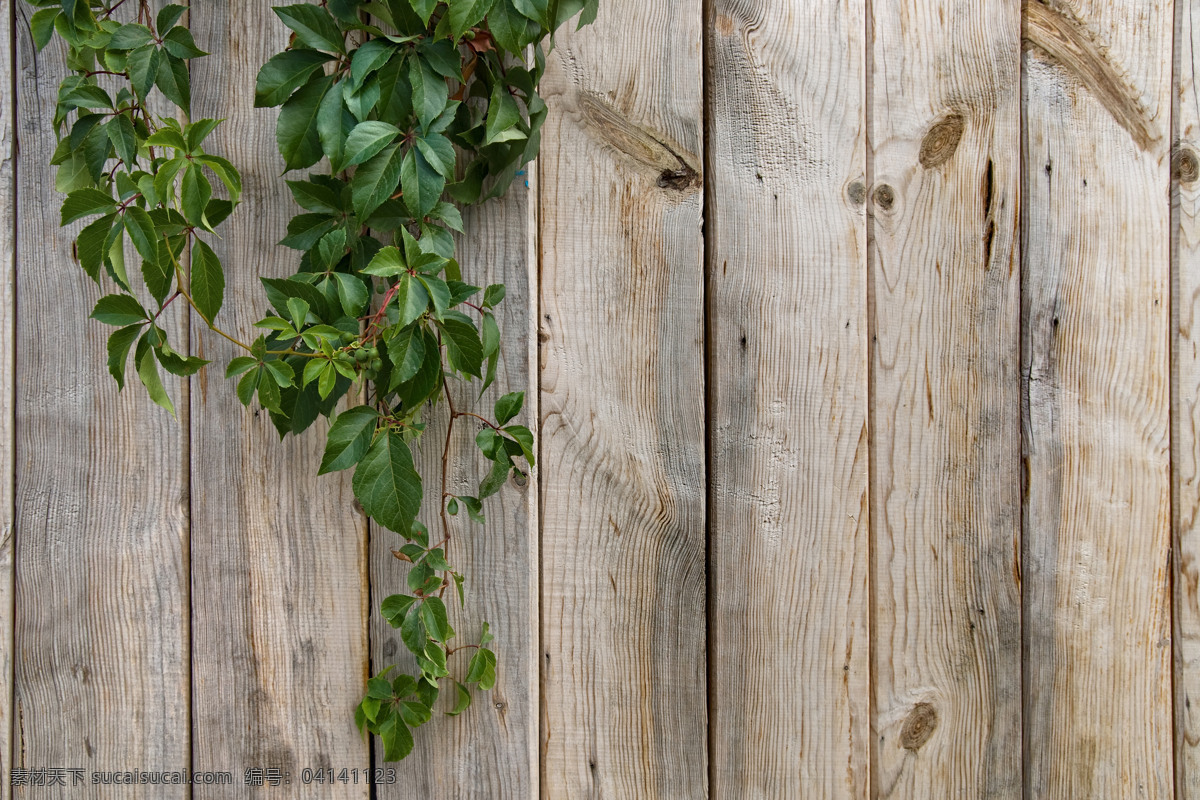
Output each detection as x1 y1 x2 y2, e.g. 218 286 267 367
0 0 14 796
13 3 190 795
1023 0 1173 795
1175 0 1200 794
705 1 869 797
187 3 369 794
372 167 539 799
538 0 707 796
869 1 1022 796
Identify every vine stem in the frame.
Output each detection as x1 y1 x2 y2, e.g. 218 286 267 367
440 371 456 551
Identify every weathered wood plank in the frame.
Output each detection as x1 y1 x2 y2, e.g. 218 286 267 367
372 167 540 798
1174 0 1200 794
706 2 869 797
1023 0 1173 794
538 1 707 796
868 1 1023 796
13 3 190 795
0 0 16 796
188 3 369 794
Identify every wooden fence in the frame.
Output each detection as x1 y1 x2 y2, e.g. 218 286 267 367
4 0 1200 796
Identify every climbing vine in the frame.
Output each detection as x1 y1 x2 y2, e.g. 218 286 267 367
28 0 595 762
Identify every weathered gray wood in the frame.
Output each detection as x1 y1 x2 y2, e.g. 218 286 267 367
187 4 369 794
1024 0 1174 794
372 166 539 800
13 3 190 796
706 1 869 797
868 1 1023 795
1175 0 1200 794
0 0 15 796
538 1 707 795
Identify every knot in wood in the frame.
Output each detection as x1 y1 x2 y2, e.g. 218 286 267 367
919 114 965 169
899 702 938 751
847 181 867 205
1175 147 1200 185
873 184 895 211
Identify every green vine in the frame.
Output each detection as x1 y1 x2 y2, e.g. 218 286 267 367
29 0 596 762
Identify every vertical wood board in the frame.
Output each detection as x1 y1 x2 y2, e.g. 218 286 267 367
1023 0 1174 794
706 0 870 797
538 0 708 795
188 3 369 794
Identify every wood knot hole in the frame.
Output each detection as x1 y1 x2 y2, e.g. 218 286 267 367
919 113 965 169
900 702 938 751
873 184 895 211
657 167 699 191
847 181 867 205
1175 147 1200 185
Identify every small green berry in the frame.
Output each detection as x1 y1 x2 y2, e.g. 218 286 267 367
370 358 383 372
367 346 379 359
355 349 371 364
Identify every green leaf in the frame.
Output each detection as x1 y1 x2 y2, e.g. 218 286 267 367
287 297 311 330
485 81 524 145
255 49 334 107
30 8 60 51
91 293 147 327
360 245 404 277
319 405 379 474
414 133 456 179
447 0 495 40
417 275 449 319
350 39 394 87
379 715 414 762
386 324 425 385
400 146 444 218
333 272 370 317
181 164 213 229
480 311 500 357
494 391 524 425
190 239 225 322
400 598 426 655
408 0 438 25
77 213 116 281
394 274 430 327
121 206 158 263
438 316 483 378
381 593 419 626
127 45 161 99
399 699 432 727
106 114 138 166
272 5 346 53
352 142 405 220
446 681 471 716
353 430 423 534
483 283 506 308
408 55 448 131
419 596 453 641
157 347 210 377
261 276 329 319
236 367 261 405
317 79 355 166
106 325 142 388
505 424 535 466
143 238 178 304
61 188 116 225
162 26 206 59
155 53 192 113
280 213 337 250
286 179 342 214
478 457 510 499
225 356 258 378
339 121 401 171
135 334 176 417
157 4 188 32
277 74 335 172
264 359 295 387
466 647 497 691
109 23 153 50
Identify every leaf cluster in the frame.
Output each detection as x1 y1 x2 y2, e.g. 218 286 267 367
32 0 595 762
